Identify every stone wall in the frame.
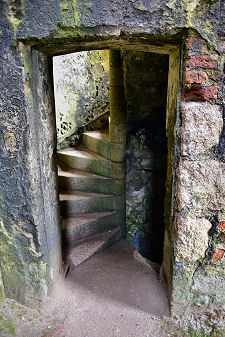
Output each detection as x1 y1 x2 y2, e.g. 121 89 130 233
53 50 109 146
123 51 169 262
171 34 225 313
0 0 224 314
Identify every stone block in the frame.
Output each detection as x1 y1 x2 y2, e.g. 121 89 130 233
109 50 122 67
177 159 225 211
110 142 126 162
180 102 223 156
174 214 211 262
186 37 205 52
110 106 127 125
109 124 126 144
110 87 126 105
185 70 207 84
183 86 218 101
186 55 218 69
192 265 225 300
110 161 125 180
110 67 124 86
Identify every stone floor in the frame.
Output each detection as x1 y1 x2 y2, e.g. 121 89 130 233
0 240 170 337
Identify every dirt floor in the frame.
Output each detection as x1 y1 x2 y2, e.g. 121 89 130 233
2 240 224 336
0 240 171 337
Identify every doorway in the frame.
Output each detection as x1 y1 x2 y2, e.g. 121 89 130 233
23 42 179 307
52 49 169 267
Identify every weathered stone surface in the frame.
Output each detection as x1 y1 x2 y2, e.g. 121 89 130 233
177 159 225 211
122 51 168 131
53 50 109 145
0 0 224 314
174 214 212 262
180 102 223 156
192 265 225 305
126 126 167 261
186 36 206 53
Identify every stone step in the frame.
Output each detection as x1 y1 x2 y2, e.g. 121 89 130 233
83 129 110 160
62 211 122 245
65 227 121 268
60 190 124 216
58 162 124 195
57 145 111 178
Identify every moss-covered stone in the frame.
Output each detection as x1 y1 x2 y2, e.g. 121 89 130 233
0 221 49 307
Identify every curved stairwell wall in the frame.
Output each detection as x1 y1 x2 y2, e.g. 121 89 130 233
53 50 110 147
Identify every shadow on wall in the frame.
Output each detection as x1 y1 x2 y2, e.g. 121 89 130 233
123 51 169 263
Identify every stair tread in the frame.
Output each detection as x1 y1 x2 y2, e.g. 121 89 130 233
62 211 117 229
83 130 109 143
67 227 120 267
57 145 109 162
58 164 111 180
59 190 113 201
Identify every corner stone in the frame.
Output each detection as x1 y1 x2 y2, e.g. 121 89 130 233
174 214 211 262
180 102 223 156
177 159 225 211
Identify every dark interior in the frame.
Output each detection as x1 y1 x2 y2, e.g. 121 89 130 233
124 51 169 263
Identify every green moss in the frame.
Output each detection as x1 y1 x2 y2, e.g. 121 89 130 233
0 219 49 306
126 212 145 242
138 4 146 10
20 45 32 77
59 0 80 27
8 16 20 39
72 0 80 26
86 50 109 71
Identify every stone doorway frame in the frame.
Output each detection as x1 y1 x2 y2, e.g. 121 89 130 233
21 39 180 307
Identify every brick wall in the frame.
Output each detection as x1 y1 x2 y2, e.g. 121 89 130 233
183 36 223 101
171 33 225 314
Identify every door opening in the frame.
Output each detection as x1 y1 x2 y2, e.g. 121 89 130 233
52 48 169 268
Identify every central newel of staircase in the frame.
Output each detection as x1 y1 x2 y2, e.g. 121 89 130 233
57 129 125 269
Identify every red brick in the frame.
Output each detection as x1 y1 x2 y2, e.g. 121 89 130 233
186 37 204 50
186 55 218 69
183 86 218 101
212 249 224 262
218 222 225 231
185 70 207 84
